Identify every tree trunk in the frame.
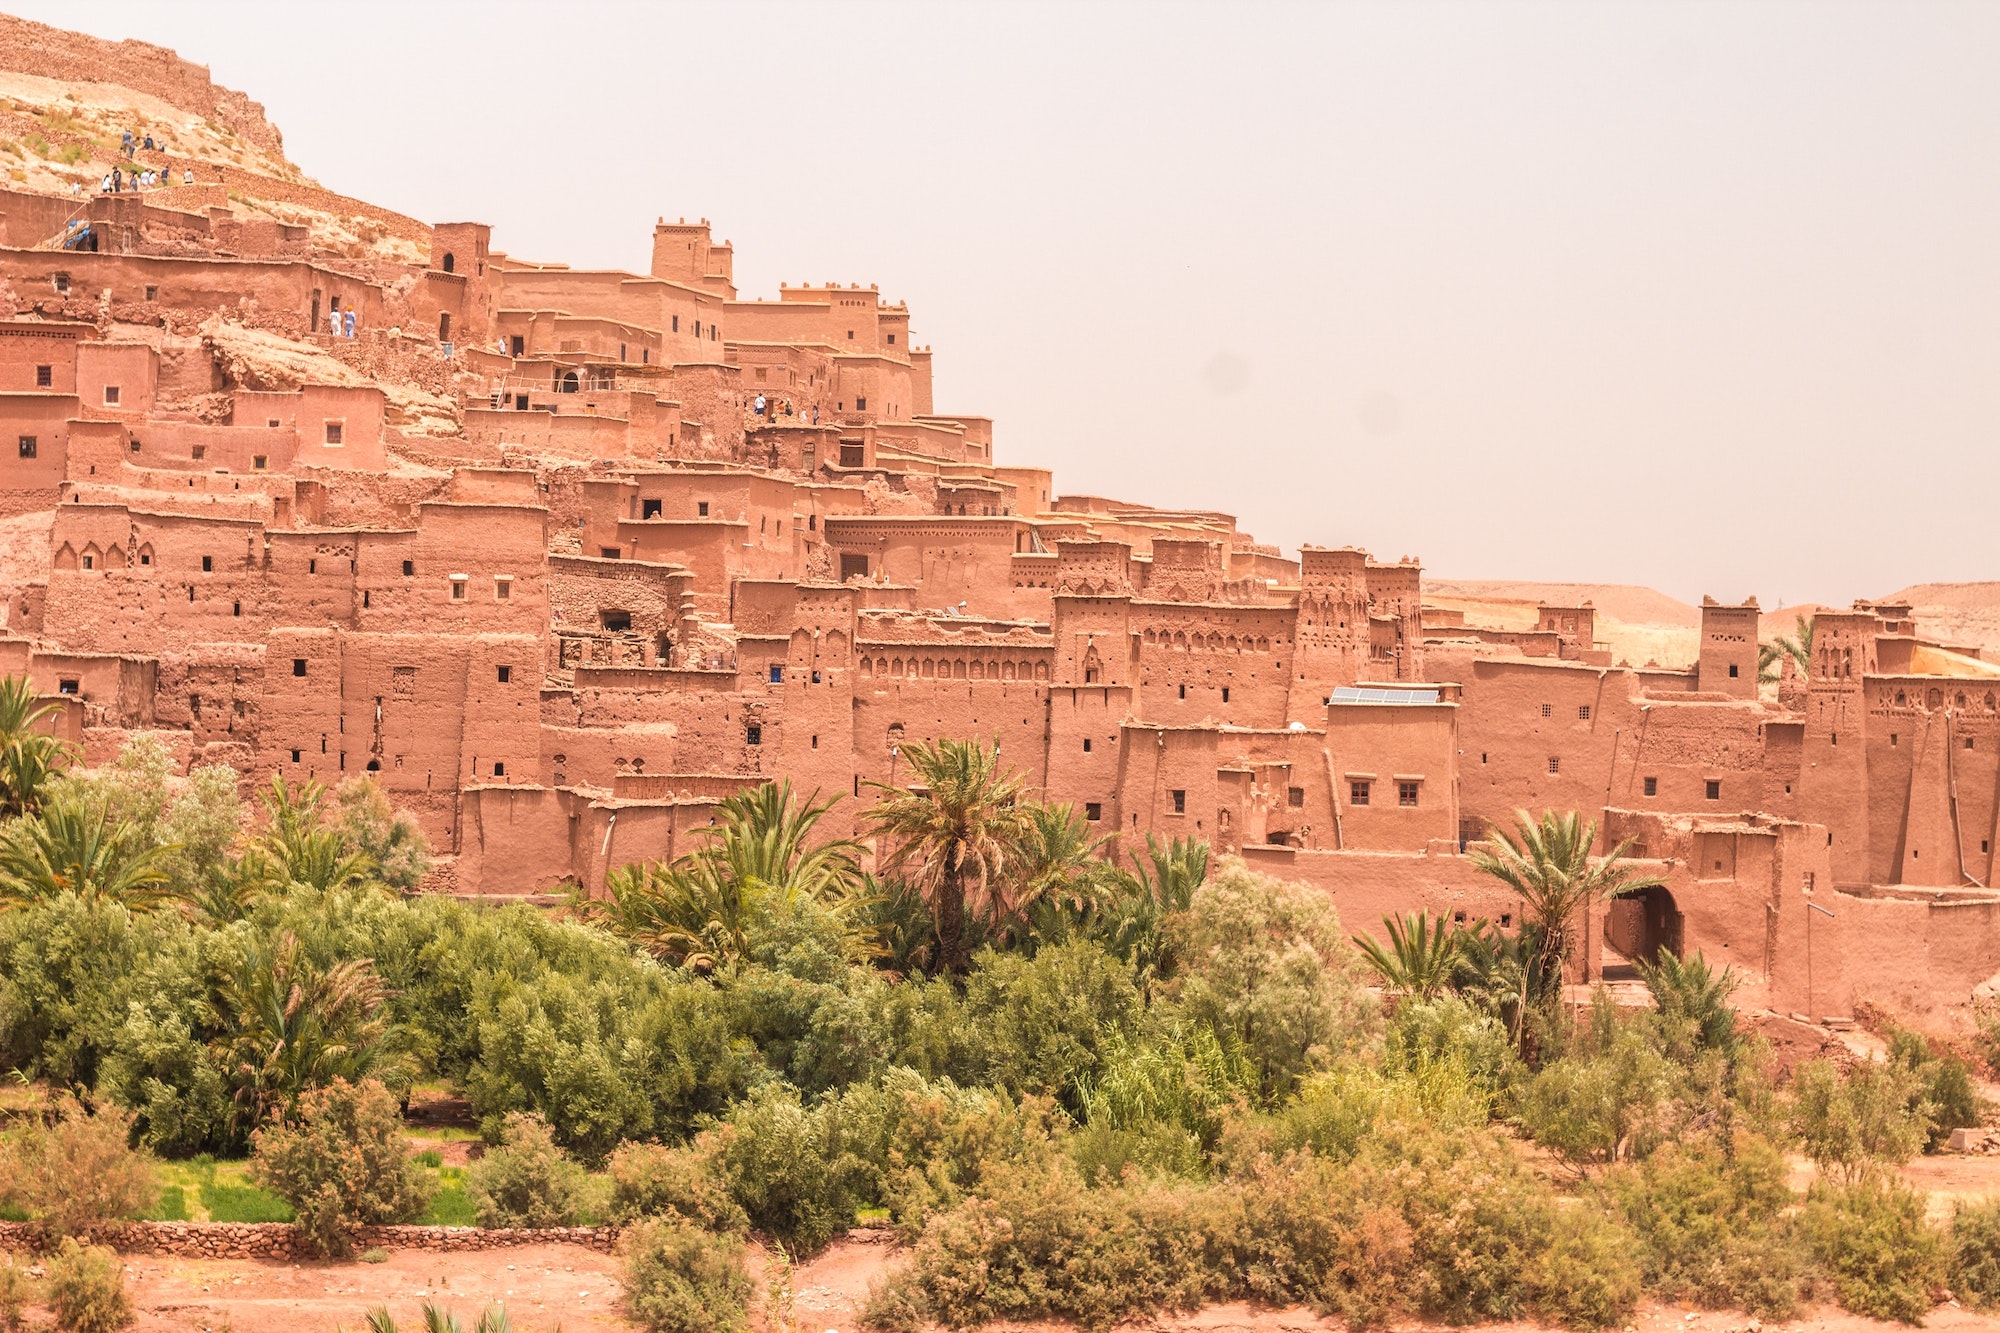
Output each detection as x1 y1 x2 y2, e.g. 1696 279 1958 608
936 868 968 975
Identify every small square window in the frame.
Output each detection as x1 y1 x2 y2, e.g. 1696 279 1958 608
103 385 120 405
324 421 343 445
1288 786 1305 807
290 748 301 763
81 555 92 569
1082 738 1092 753
57 678 78 695
1705 780 1721 800
697 501 710 516
1578 705 1591 720
1170 789 1186 814
16 435 34 459
451 581 466 600
253 455 267 470
34 365 51 387
746 724 763 746
1398 781 1419 807
1350 780 1371 806
1084 802 1103 822
495 578 511 600
201 555 213 572
492 761 505 777
292 658 307 677
145 285 158 302
130 438 141 453
1644 776 1658 796
191 444 206 462
497 665 512 683
1547 756 1560 774
642 499 662 519
267 418 280 428
770 665 784 683
514 393 529 410
855 396 867 411
1966 737 1975 750
1728 663 1740 678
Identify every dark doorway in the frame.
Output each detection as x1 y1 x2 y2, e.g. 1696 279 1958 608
1603 884 1683 977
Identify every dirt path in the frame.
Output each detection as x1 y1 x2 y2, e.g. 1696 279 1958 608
113 1242 628 1333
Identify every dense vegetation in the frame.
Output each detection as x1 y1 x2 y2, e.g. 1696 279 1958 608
0 695 1995 1330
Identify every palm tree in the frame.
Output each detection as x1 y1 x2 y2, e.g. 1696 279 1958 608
0 792 174 912
251 775 376 891
0 674 72 818
1353 911 1461 1002
582 781 865 971
1760 613 1814 685
1106 833 1209 1000
1637 949 1739 1063
1467 809 1661 1005
1017 801 1123 944
866 739 1033 974
212 928 389 1135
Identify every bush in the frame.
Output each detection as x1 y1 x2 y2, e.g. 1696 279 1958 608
1598 1134 1800 1318
622 1217 751 1333
716 1084 867 1253
1526 1205 1644 1331
1790 1057 1930 1179
0 1096 156 1240
0 1251 35 1333
1797 1174 1943 1322
248 1078 433 1257
44 1237 132 1333
962 938 1141 1106
1160 859 1374 1101
1888 1027 1984 1152
606 1138 748 1234
1950 1196 2000 1310
468 1112 588 1228
1517 1012 1678 1170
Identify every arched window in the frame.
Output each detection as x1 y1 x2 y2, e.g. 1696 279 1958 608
561 370 579 393
441 252 455 273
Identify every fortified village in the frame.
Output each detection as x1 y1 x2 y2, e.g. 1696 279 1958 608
0 14 1995 1026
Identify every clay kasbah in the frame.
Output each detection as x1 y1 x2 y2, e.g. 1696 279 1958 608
0 10 1993 1030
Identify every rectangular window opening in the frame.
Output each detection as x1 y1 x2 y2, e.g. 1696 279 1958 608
1350 780 1371 806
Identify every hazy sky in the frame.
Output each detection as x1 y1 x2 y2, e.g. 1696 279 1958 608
14 0 1999 606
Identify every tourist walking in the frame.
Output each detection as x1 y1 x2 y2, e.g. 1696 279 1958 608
344 307 357 338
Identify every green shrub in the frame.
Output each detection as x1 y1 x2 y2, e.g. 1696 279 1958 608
1159 859 1374 1101
1790 1058 1930 1179
249 1077 432 1256
716 1084 867 1252
1797 1174 1943 1322
1888 1027 1984 1152
962 938 1142 1105
414 1148 443 1168
1526 1205 1643 1331
606 1138 748 1233
1517 1018 1678 1170
360 1246 389 1264
1598 1134 1799 1318
0 1096 157 1240
1950 1196 2000 1310
44 1237 132 1333
467 1112 587 1228
622 1217 751 1333
0 1251 36 1333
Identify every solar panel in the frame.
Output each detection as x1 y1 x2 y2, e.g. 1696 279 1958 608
1329 686 1440 706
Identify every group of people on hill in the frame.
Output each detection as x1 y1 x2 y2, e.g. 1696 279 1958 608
328 302 358 339
93 129 194 193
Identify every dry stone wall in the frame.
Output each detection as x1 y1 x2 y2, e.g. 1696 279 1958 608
0 1220 620 1258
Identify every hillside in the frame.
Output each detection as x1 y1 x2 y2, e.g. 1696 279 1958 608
0 12 424 260
1884 582 2000 656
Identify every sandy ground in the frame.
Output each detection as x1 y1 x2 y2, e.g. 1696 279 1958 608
103 1242 629 1333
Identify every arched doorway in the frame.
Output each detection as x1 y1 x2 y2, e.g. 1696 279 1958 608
1604 885 1683 975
